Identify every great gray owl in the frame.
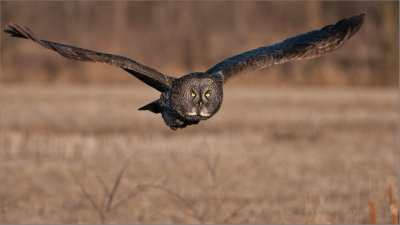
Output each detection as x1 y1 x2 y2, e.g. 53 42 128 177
4 13 365 130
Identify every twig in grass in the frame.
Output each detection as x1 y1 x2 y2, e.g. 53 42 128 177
80 183 101 212
105 161 129 212
219 200 250 223
94 171 110 210
203 149 221 184
111 184 147 211
70 157 146 223
150 150 250 223
147 184 204 223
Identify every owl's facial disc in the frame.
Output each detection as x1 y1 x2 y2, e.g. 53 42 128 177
187 89 213 118
171 75 223 121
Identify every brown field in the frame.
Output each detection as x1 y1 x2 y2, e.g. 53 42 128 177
1 85 398 224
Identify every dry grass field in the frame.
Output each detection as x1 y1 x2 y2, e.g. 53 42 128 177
1 84 398 224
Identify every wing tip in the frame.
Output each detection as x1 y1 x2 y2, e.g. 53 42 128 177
357 12 367 20
352 12 366 27
4 23 27 39
3 23 39 41
331 12 366 40
348 12 366 37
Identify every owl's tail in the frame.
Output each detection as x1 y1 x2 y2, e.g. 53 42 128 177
139 100 161 114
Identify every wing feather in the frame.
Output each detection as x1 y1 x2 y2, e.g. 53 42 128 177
4 24 174 92
206 13 365 82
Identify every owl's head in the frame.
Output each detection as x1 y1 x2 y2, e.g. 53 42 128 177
171 73 223 121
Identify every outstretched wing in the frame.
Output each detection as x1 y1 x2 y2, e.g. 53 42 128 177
4 23 174 92
206 13 365 83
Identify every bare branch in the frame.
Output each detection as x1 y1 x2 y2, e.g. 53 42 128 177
105 159 130 212
219 201 249 224
148 184 204 223
80 183 101 213
94 171 110 211
69 169 102 213
111 185 147 211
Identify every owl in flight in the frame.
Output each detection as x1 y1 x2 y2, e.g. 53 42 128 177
5 13 365 130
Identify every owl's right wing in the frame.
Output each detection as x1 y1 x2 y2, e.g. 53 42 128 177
206 13 365 83
4 23 174 92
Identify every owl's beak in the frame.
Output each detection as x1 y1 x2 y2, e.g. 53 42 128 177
199 101 203 108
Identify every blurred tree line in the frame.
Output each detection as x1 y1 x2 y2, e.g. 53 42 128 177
1 1 398 87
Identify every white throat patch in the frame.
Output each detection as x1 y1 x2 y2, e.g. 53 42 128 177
187 108 197 116
200 112 211 117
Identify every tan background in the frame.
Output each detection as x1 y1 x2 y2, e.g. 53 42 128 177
2 1 398 86
1 1 399 224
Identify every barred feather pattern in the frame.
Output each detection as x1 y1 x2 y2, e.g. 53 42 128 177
206 13 365 82
4 23 174 92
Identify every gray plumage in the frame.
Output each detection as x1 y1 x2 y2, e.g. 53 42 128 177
4 13 365 130
207 13 365 82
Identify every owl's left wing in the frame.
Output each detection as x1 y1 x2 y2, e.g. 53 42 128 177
4 23 174 92
206 13 365 83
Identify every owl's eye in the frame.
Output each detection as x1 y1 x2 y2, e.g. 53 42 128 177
205 92 211 98
191 92 196 97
